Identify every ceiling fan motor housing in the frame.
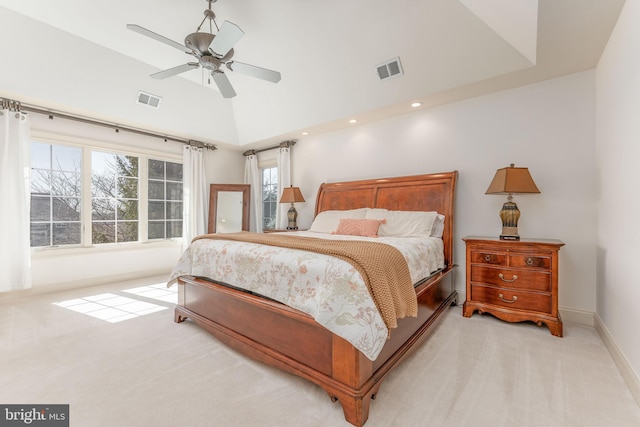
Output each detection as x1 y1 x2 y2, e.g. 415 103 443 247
185 32 214 55
185 32 235 61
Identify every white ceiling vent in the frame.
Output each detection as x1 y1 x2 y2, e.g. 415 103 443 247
376 57 404 81
137 91 162 108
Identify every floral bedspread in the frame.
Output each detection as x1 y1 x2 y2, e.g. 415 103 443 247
167 231 444 361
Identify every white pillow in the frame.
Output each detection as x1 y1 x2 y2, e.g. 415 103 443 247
365 209 439 238
431 214 446 238
309 208 369 233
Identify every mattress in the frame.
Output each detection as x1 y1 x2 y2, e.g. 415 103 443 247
168 231 444 360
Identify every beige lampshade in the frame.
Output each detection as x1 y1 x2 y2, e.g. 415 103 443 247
485 164 540 195
279 186 305 203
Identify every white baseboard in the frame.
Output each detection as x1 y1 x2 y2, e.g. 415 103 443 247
0 269 171 302
559 306 595 326
595 313 640 406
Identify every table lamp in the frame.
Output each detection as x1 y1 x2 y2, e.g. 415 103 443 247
485 164 540 240
279 186 305 230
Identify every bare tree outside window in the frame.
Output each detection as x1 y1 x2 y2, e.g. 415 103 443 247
30 141 181 248
30 142 82 247
148 159 183 239
91 152 139 244
262 166 278 230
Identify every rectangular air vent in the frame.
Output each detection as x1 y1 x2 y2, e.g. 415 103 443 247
376 57 404 80
137 91 161 108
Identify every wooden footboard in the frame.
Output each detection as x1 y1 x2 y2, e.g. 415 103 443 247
175 265 456 427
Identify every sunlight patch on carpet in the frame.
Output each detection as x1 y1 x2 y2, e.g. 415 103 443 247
54 293 168 323
122 283 178 304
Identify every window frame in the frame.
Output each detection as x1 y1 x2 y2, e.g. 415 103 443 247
30 131 184 253
260 161 278 231
30 141 83 247
147 158 184 240
90 150 141 245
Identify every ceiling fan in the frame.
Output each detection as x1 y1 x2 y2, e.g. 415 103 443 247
127 0 281 98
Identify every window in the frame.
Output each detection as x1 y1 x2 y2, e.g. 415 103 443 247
148 159 183 239
262 166 278 230
29 140 182 248
30 142 82 247
91 152 139 244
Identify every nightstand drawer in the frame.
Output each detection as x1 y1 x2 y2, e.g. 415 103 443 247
471 284 551 313
470 266 551 292
509 254 551 270
470 251 507 266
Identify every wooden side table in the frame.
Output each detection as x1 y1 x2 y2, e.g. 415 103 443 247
462 236 565 336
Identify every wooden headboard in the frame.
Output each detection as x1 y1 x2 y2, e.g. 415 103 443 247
315 171 458 267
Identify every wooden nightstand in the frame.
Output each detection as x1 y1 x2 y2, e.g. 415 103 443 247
462 236 565 336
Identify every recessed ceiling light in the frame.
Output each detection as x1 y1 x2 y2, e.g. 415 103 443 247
301 131 309 135
349 119 358 124
411 102 422 108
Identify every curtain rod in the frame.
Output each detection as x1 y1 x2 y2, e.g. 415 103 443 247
1 97 217 150
242 140 296 156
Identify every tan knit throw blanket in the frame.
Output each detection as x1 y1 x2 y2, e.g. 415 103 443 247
193 232 418 329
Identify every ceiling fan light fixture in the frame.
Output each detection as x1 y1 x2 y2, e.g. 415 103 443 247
200 56 221 71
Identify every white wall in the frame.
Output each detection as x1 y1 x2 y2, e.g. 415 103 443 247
292 71 598 315
18 69 601 322
204 146 245 186
596 0 640 393
18 113 244 293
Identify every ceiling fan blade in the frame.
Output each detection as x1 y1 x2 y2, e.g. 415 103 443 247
151 63 199 79
212 71 237 98
209 21 244 58
127 24 192 54
227 61 281 83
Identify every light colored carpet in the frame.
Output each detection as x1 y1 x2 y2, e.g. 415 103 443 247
1 275 639 427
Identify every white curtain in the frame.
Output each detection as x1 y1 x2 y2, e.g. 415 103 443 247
244 154 262 232
182 146 208 248
0 108 31 292
276 146 291 230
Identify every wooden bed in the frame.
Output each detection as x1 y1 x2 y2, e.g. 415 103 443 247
175 171 458 426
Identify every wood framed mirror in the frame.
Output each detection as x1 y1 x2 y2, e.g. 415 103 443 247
208 184 250 233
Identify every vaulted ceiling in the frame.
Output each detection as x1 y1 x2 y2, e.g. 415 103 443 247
0 0 626 149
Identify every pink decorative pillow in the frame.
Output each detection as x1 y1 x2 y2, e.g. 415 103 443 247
332 218 386 238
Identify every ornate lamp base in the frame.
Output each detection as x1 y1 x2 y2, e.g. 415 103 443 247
499 197 520 240
286 205 298 230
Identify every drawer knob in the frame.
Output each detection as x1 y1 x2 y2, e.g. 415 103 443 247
498 273 518 283
499 293 518 304
485 255 491 262
527 258 534 266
